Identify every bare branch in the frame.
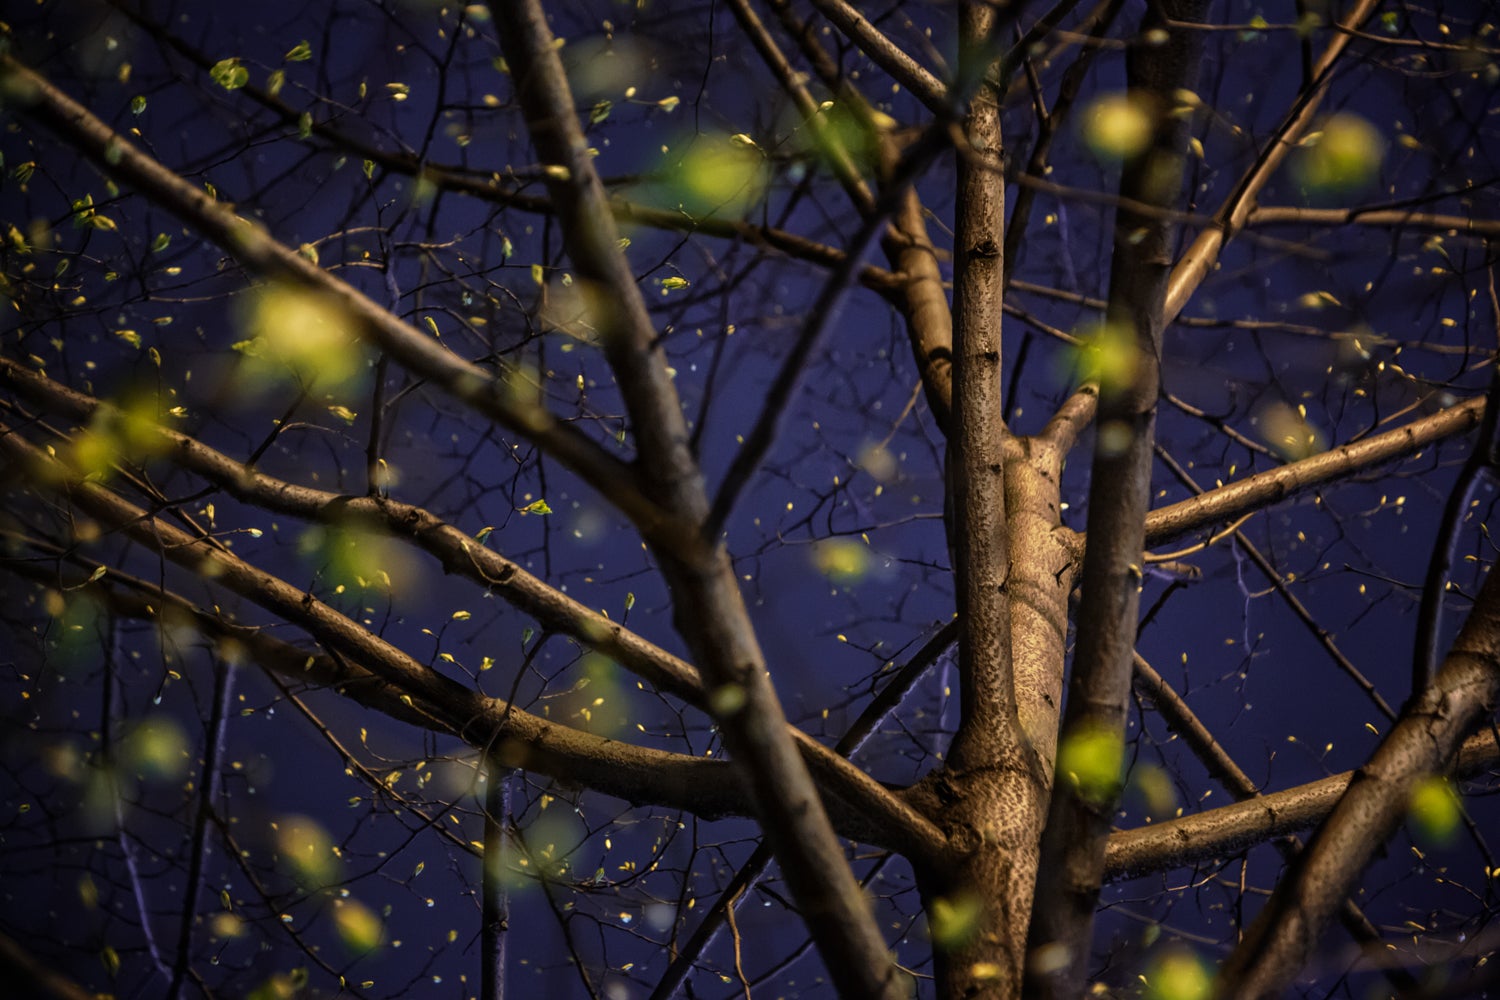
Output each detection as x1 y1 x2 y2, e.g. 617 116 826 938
490 3 913 992
1143 394 1487 548
1414 287 1500 694
807 0 949 114
0 54 671 538
1248 205 1500 240
1104 729 1500 882
946 0 1016 765
1028 4 1207 992
0 356 941 856
1221 562 1500 997
708 128 948 537
725 0 875 214
1165 0 1382 322
1153 445 1397 720
0 426 746 818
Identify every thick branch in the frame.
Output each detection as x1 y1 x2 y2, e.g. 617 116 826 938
0 429 751 821
0 357 940 857
947 3 1016 767
1027 5 1206 994
1142 394 1487 547
1104 729 1500 881
491 2 701 520
1221 562 1500 997
490 4 910 994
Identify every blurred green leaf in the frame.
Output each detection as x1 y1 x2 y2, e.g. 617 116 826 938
210 58 249 91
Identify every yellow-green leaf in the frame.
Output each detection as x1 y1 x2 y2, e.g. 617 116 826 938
210 58 249 91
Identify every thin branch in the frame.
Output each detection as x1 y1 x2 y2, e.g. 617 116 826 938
1153 445 1397 720
164 649 235 1000
1164 0 1382 322
807 0 949 114
99 0 909 297
0 358 941 857
0 54 670 540
1104 729 1500 881
707 127 949 537
1220 562 1500 997
490 4 915 992
1247 205 1500 240
648 621 957 1000
1413 281 1500 694
480 764 512 1000
1142 394 1487 548
0 426 750 820
725 0 875 214
1131 653 1419 994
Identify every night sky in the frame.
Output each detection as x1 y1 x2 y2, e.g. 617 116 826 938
3 0 1500 997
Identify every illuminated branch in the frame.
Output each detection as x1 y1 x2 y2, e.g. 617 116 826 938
1165 0 1382 321
1103 729 1500 881
1028 4 1207 993
1221 563 1500 996
807 0 949 114
1142 394 1487 548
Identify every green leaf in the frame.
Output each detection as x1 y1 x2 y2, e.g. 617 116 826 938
267 68 285 98
130 95 147 115
519 499 553 515
152 232 171 253
928 893 983 951
362 159 375 179
659 276 689 292
333 899 383 954
590 100 612 124
285 39 313 62
1056 723 1124 806
326 405 358 425
1409 776 1461 845
297 112 314 139
210 58 249 91
1144 948 1213 1000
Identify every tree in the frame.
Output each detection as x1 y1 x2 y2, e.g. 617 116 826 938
2 0 1498 997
